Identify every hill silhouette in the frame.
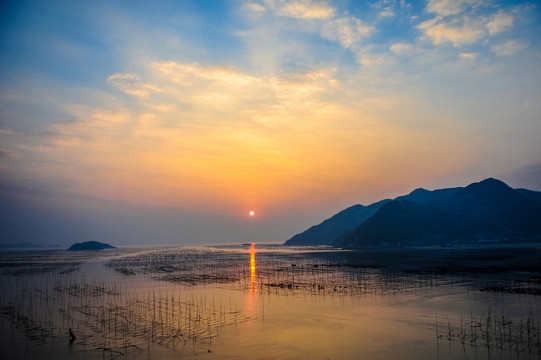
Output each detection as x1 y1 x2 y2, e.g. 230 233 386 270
285 184 462 246
334 178 541 248
285 200 391 246
394 186 462 204
67 241 116 251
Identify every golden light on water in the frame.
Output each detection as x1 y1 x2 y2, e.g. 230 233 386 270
249 243 256 285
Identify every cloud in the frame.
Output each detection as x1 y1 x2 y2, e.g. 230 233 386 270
459 52 478 60
148 62 270 110
370 0 407 18
17 60 475 214
37 63 373 212
245 1 373 60
379 7 395 18
486 11 513 35
263 0 335 19
0 129 15 136
107 73 161 99
91 110 129 124
418 16 485 47
242 2 266 13
491 40 528 56
356 47 393 67
420 3 515 48
321 16 373 48
426 0 481 17
390 43 414 56
150 62 259 87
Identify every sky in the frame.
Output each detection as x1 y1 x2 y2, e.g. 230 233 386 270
1 0 540 247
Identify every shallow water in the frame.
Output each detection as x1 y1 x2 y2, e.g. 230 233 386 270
1 245 540 359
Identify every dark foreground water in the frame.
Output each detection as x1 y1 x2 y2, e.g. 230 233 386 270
1 244 540 359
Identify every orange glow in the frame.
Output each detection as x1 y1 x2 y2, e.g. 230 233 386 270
249 210 255 216
249 243 256 285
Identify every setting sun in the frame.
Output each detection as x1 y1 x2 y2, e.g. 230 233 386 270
249 210 255 216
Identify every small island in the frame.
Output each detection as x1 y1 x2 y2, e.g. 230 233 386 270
67 241 116 251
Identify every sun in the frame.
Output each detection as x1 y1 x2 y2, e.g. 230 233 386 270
249 210 255 216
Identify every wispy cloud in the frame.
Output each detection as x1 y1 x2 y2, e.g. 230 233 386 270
491 40 528 56
426 0 482 17
2 57 483 212
486 11 514 35
263 0 335 19
458 52 478 60
418 0 518 50
390 43 414 56
356 49 393 67
418 16 486 47
321 16 373 48
243 0 371 57
242 2 266 14
15 64 351 209
379 7 395 18
107 73 161 99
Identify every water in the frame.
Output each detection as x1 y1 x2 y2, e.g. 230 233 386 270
1 244 540 359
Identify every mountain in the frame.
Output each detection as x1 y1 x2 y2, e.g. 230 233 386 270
516 188 541 203
334 200 448 247
285 185 462 246
395 187 462 204
335 178 541 248
284 200 391 246
67 241 116 251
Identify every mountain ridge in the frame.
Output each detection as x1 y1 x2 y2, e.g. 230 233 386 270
285 178 541 247
285 199 391 246
334 178 541 248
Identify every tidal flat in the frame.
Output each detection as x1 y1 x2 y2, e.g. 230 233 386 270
1 244 540 359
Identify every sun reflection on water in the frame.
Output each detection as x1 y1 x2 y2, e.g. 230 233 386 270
244 243 258 321
249 243 256 287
